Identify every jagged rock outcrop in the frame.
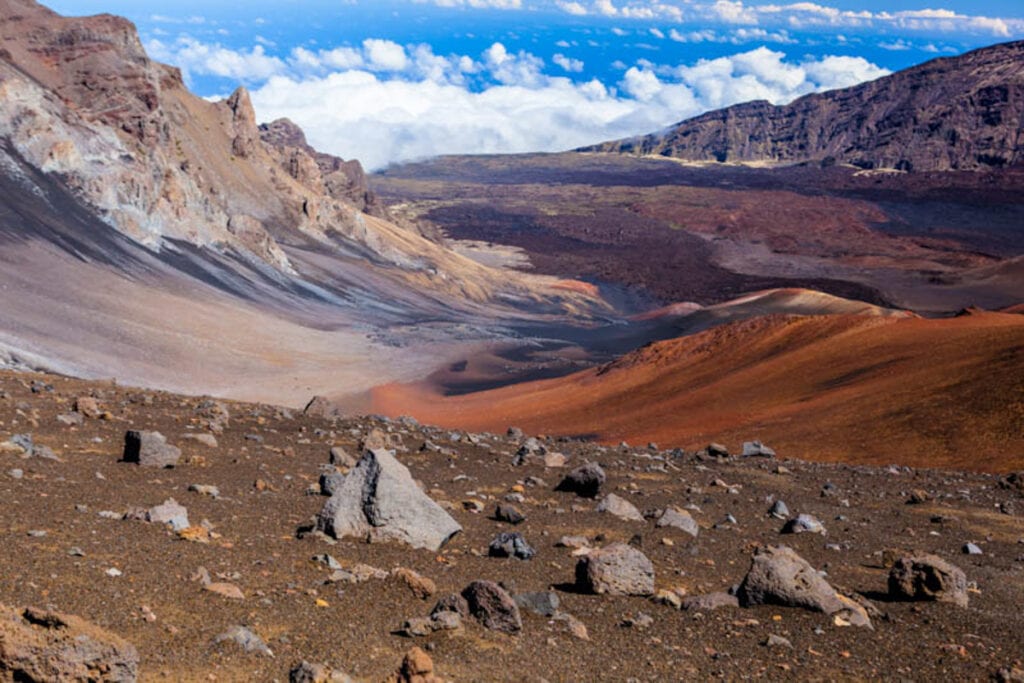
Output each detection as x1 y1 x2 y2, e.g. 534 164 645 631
583 41 1024 172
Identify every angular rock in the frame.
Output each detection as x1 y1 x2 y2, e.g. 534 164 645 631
461 581 522 634
430 594 469 620
392 568 436 599
319 471 346 497
556 462 606 498
57 412 84 427
768 500 790 519
781 514 826 535
575 543 655 596
514 591 560 617
315 449 461 551
182 433 218 448
597 493 644 522
122 431 180 468
888 554 969 607
737 545 844 614
488 532 536 560
742 441 776 457
656 507 700 537
494 503 525 525
0 605 139 682
706 442 730 458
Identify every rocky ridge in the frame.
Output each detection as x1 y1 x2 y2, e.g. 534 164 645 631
582 41 1024 172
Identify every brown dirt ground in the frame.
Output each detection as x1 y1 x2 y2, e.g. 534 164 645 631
1 369 1023 681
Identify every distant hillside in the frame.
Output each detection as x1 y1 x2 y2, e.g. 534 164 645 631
582 41 1024 172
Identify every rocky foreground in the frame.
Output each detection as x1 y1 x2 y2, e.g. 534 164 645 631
0 369 1022 681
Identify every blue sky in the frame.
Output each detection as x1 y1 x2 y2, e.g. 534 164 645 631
48 1 1024 169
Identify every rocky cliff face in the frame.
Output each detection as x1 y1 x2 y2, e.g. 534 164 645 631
0 0 603 316
583 41 1024 172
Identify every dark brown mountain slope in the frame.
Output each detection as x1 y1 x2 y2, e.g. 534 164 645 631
582 41 1024 172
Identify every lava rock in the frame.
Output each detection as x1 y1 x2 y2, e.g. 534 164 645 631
215 626 272 657
596 493 644 522
315 449 461 551
575 543 655 596
742 441 776 457
888 554 969 607
655 507 700 537
461 581 522 634
494 503 525 525
781 514 826 535
681 592 739 611
123 431 180 468
514 591 560 617
556 462 606 498
738 545 844 614
488 532 536 560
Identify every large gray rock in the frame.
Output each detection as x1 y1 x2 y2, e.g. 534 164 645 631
596 493 644 522
737 546 870 627
0 605 139 682
737 545 844 613
575 543 655 596
146 498 189 531
656 507 700 537
488 532 535 560
122 431 180 468
888 554 969 607
315 449 461 551
461 581 522 634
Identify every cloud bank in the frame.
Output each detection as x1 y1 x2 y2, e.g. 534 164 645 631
147 35 890 170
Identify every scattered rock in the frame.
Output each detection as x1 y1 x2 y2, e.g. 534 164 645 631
596 493 644 522
0 605 139 682
553 612 590 640
204 583 245 600
494 503 525 525
742 441 776 457
215 626 272 656
146 499 189 531
888 554 969 607
74 396 103 419
315 449 461 551
514 591 560 617
543 452 568 468
461 581 522 634
303 396 344 419
187 484 219 498
430 594 469 620
556 462 606 498
738 546 846 616
781 514 826 535
764 634 793 649
682 592 739 612
57 412 84 427
575 543 655 596
907 489 930 504
963 542 983 555
122 431 180 468
392 568 436 599
488 532 536 560
706 443 730 458
656 507 700 537
768 500 790 519
289 661 353 683
385 647 442 683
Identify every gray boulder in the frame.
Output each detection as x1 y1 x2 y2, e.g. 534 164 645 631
781 513 826 535
737 545 844 614
656 507 700 537
315 449 461 551
123 431 180 468
575 543 655 596
0 605 139 682
888 554 968 607
596 493 644 522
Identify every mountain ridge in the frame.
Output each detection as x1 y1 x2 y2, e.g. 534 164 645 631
581 40 1024 172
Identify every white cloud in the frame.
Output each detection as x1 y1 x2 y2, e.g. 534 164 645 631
363 39 409 71
146 38 286 83
242 44 890 170
553 53 585 72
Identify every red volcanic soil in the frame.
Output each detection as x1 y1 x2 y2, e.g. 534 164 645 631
371 311 1024 472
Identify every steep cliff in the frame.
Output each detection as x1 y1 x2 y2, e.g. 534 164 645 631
583 41 1024 172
